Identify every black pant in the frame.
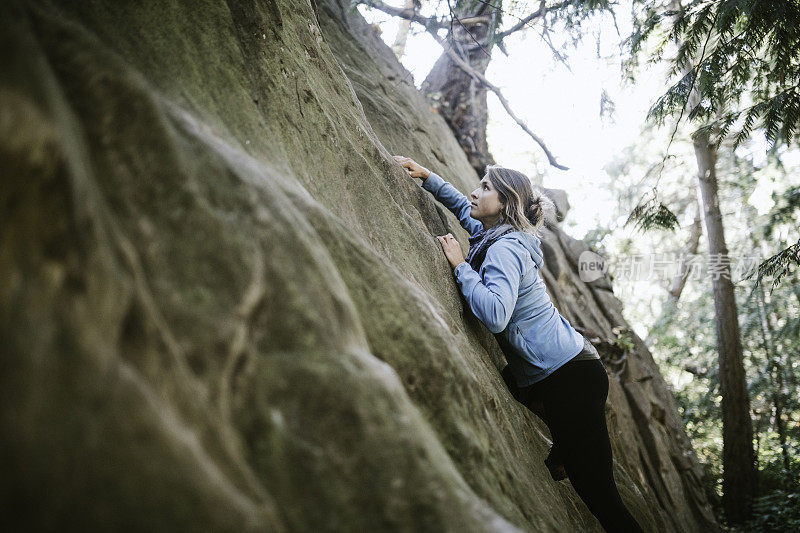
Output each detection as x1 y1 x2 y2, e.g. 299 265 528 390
518 359 644 533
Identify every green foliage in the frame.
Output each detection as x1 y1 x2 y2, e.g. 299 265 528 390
745 490 800 533
646 270 800 525
764 185 800 234
745 237 800 291
624 188 680 232
631 0 800 149
748 183 800 289
625 0 800 283
611 325 636 351
606 131 800 528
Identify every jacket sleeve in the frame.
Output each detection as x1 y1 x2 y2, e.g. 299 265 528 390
453 240 525 334
421 171 484 236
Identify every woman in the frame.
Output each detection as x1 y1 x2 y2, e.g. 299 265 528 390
394 155 644 533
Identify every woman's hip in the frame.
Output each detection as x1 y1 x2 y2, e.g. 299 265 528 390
534 358 609 406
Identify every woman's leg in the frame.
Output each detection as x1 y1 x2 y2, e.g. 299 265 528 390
540 360 644 533
503 367 568 480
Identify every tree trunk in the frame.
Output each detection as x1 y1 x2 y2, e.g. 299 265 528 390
772 388 791 487
746 188 792 490
646 191 703 346
390 0 415 58
693 130 757 523
422 1 496 176
753 411 764 470
759 287 793 487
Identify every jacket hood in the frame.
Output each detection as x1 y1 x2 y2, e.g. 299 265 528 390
498 231 544 270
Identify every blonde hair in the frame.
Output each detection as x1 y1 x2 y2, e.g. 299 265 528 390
485 165 556 236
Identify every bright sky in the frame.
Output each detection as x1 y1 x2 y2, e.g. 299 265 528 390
359 1 670 239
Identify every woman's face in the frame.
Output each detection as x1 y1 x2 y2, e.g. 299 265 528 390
470 175 503 224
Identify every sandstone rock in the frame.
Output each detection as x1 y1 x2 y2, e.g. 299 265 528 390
543 187 570 222
0 0 717 531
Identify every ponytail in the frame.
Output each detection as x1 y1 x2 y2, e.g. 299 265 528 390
525 190 556 234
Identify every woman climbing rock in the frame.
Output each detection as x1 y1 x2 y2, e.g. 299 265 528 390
394 155 644 533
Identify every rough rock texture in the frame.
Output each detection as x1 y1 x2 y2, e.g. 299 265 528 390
0 0 717 530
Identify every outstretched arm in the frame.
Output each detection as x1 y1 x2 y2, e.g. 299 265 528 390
453 240 525 333
420 172 484 236
394 155 484 236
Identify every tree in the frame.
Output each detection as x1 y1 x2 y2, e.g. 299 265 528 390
358 0 611 175
644 189 702 347
421 0 497 174
626 0 760 522
390 0 416 57
630 0 800 287
692 125 757 524
607 132 800 526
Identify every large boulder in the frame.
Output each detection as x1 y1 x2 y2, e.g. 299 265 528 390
0 0 717 530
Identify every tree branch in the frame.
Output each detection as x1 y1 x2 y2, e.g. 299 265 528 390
360 0 490 29
360 0 567 39
683 364 708 377
360 0 568 169
667 194 703 300
427 28 569 170
494 0 570 40
446 0 492 59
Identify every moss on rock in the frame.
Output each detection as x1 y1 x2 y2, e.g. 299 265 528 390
0 0 717 531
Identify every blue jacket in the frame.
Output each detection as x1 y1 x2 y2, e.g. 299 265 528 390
422 171 584 387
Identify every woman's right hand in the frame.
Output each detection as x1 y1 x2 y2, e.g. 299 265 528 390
393 155 431 180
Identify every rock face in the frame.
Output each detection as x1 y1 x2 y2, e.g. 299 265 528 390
0 0 717 531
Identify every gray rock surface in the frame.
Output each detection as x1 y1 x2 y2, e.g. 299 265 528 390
0 0 717 530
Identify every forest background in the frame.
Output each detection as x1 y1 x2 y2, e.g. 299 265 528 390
358 0 800 530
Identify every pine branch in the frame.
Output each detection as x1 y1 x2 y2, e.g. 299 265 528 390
746 238 800 291
624 188 680 232
634 0 800 151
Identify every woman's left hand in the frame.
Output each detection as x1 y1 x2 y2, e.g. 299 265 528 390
436 234 466 270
